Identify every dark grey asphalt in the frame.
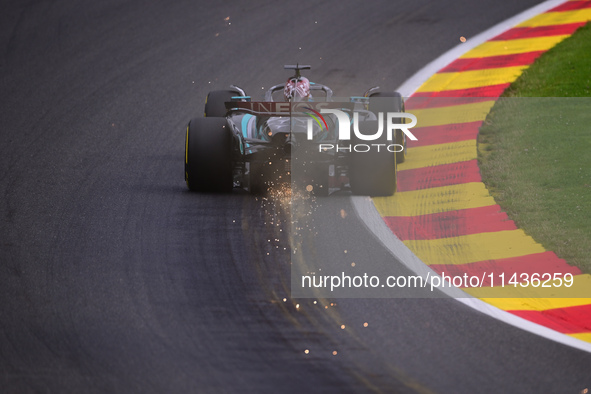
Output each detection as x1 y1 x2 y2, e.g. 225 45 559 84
1 0 590 393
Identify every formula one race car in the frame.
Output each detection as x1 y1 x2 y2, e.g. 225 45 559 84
184 65 408 196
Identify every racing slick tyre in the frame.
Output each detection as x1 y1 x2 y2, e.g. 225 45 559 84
349 120 397 196
185 117 233 192
204 89 242 117
369 91 406 164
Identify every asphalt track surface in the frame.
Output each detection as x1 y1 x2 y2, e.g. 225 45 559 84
1 1 590 393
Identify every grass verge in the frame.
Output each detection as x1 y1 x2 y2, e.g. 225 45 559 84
478 22 591 273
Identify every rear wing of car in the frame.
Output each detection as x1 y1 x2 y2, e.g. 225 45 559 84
224 101 354 117
225 101 291 117
284 64 310 77
264 83 334 101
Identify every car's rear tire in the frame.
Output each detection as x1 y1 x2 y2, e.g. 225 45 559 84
204 89 241 117
369 91 406 164
185 117 233 192
349 120 397 196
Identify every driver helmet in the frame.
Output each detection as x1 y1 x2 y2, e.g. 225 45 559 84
284 76 311 101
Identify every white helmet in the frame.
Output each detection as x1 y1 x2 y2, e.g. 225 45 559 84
284 76 311 101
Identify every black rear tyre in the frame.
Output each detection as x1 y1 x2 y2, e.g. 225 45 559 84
185 117 233 192
369 91 406 164
204 89 241 117
349 120 397 196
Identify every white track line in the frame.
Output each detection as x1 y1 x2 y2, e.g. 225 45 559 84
352 0 591 354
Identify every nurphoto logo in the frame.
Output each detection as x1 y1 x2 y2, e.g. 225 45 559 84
296 103 417 152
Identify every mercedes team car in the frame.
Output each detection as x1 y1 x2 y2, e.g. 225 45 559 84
184 65 407 196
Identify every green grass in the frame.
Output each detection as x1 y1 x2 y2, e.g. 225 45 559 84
478 22 591 272
503 22 591 97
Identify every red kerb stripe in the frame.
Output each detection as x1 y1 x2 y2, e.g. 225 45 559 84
406 121 481 148
406 96 495 109
430 252 581 286
383 205 516 240
548 1 591 12
491 23 586 40
510 304 591 334
438 52 544 73
397 159 481 191
411 84 510 98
